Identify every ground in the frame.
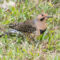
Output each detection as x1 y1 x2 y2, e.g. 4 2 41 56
0 0 60 60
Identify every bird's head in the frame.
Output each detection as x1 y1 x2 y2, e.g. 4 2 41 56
36 13 53 34
37 13 52 22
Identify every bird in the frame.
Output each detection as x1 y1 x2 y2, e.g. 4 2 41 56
0 13 52 40
9 13 52 38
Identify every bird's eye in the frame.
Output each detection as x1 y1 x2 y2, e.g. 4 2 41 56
40 17 45 21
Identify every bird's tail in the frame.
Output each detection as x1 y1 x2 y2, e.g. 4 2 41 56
0 29 23 37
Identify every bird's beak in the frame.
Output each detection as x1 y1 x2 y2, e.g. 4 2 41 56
46 16 53 18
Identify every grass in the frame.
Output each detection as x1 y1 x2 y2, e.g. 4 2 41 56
0 0 60 60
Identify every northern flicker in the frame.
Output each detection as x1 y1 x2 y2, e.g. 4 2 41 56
0 13 52 39
9 13 52 36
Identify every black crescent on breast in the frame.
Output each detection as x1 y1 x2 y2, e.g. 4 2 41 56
40 29 46 34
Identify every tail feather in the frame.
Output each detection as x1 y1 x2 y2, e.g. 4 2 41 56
0 29 24 37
